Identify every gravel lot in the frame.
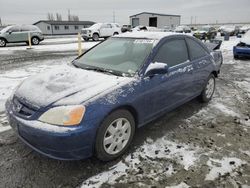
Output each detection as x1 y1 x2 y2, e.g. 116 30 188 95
0 37 249 188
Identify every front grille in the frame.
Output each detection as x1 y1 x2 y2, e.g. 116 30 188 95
81 30 87 34
12 97 37 117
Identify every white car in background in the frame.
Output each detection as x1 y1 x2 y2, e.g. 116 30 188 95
174 26 191 33
81 23 121 41
131 26 164 32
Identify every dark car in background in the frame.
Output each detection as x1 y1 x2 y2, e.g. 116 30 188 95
121 25 132 33
6 32 222 161
193 26 217 40
0 25 44 47
233 30 250 59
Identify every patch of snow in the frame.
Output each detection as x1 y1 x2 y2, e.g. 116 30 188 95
82 138 201 187
165 182 190 188
205 157 245 181
212 102 240 117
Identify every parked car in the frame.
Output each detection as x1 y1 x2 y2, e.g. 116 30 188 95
131 26 164 32
0 25 44 47
174 26 191 33
193 26 217 40
220 25 240 36
6 32 222 161
233 30 250 59
121 25 132 33
239 25 250 34
81 23 121 41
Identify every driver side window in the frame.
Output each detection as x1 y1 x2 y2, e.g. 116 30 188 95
153 39 189 67
9 26 20 33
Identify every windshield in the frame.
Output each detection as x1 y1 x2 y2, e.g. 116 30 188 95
0 26 12 33
73 38 154 77
88 23 102 30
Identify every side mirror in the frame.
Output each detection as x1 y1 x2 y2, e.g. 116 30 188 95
8 30 12 34
144 62 169 78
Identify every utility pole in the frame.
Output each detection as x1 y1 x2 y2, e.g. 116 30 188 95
0 17 2 26
191 16 193 25
113 11 116 23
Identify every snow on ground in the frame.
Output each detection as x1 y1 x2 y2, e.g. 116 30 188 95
0 41 99 54
205 157 246 181
82 138 202 187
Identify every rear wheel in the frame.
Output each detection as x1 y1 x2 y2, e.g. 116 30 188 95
92 33 99 41
0 38 6 47
95 109 135 161
199 74 216 103
31 37 40 45
83 38 89 41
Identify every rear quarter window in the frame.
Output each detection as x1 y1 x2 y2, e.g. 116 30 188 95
187 38 208 60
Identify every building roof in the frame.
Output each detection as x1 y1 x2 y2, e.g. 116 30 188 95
114 31 185 40
33 20 95 26
130 12 181 18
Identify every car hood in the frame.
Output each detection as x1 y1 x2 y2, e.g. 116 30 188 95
194 30 207 34
15 65 132 108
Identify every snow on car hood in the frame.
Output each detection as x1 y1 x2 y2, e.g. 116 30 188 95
241 31 250 45
15 65 132 108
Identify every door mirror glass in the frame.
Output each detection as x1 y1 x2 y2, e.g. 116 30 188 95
144 62 169 77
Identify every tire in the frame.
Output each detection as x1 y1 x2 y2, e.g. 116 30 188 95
92 33 99 41
83 38 89 41
31 37 40 45
113 32 119 36
234 55 239 59
95 109 135 161
0 38 6 47
199 74 216 103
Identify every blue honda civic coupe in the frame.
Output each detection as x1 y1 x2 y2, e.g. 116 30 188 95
5 32 222 161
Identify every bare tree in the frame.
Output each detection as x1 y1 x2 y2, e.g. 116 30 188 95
72 15 79 21
56 13 62 21
47 13 54 21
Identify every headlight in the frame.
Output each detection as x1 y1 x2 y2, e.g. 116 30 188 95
39 105 85 126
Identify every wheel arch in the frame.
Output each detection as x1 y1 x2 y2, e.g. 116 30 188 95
211 70 218 78
107 105 139 128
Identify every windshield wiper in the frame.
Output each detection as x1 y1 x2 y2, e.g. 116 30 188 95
84 67 122 76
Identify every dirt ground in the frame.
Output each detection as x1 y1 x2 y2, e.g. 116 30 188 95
0 37 249 188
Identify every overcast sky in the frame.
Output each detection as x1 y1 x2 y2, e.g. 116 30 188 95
0 0 250 25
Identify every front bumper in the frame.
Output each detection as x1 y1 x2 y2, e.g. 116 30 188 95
81 33 92 39
5 100 97 160
233 46 250 57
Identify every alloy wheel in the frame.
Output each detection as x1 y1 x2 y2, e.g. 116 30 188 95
103 118 131 155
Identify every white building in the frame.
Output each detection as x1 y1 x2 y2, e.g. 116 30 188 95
130 12 181 29
33 20 95 35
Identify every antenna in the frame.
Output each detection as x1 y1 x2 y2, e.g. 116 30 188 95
113 11 116 23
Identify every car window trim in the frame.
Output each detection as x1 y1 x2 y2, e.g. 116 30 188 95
152 36 190 68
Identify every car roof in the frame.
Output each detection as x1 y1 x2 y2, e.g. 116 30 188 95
114 31 185 40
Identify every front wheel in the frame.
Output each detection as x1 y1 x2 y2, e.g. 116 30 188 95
31 37 40 45
0 38 6 47
92 33 99 41
199 74 216 103
95 109 135 161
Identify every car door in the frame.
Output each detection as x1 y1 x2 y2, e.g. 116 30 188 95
186 38 211 93
5 26 22 42
100 24 112 37
140 37 195 121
